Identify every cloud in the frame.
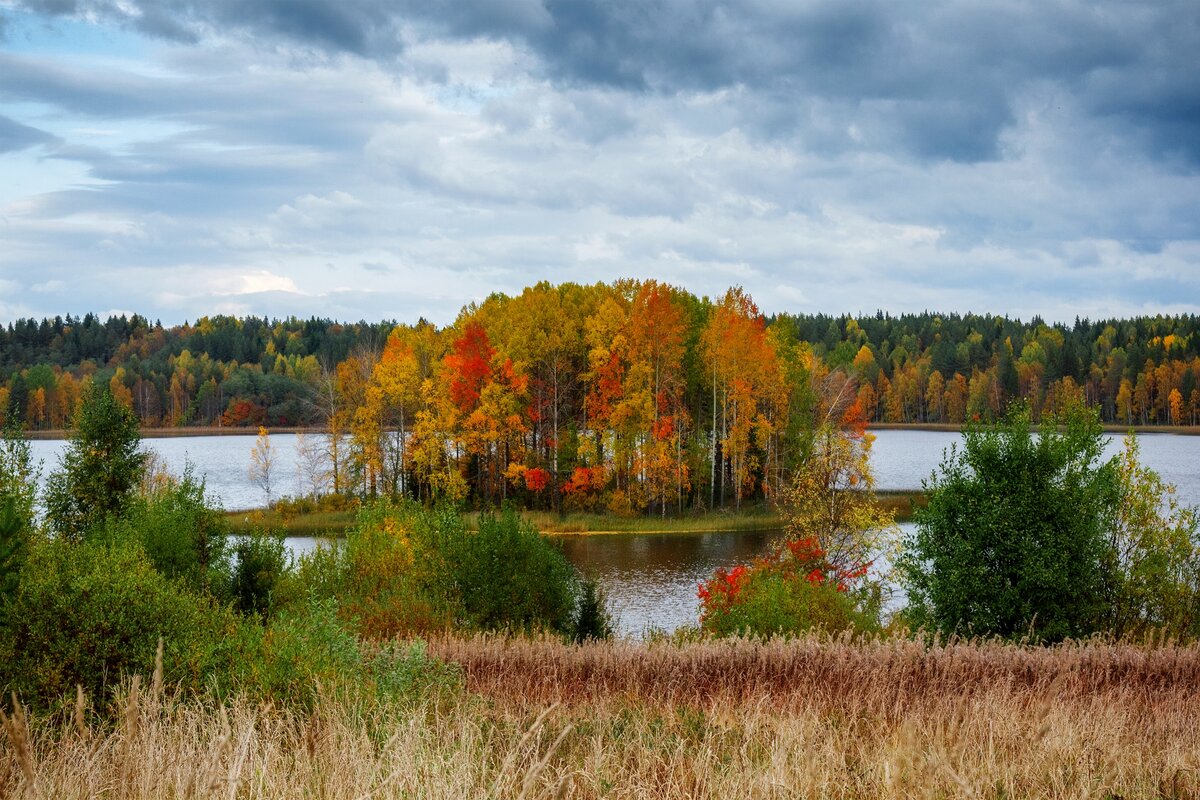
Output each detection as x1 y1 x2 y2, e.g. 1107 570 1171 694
0 113 52 153
11 0 1199 165
0 2 1196 328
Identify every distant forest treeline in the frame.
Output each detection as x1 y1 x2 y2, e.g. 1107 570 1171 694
2 280 1199 509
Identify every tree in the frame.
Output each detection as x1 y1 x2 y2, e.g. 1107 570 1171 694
249 426 275 507
44 383 146 540
899 404 1115 641
1099 434 1200 639
779 407 896 580
0 418 39 532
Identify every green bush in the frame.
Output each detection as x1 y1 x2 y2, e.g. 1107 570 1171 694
701 568 879 638
100 467 232 598
444 509 579 634
573 577 615 642
295 500 458 637
232 533 291 620
0 537 236 707
44 384 145 541
899 404 1116 642
293 502 599 639
231 595 461 708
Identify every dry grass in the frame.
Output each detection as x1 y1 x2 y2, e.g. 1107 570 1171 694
4 635 1200 798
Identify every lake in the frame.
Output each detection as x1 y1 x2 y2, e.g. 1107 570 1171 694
29 428 1200 636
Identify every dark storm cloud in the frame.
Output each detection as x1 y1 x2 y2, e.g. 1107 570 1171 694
14 0 1200 163
0 114 52 152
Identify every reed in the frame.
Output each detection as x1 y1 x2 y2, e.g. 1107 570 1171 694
3 635 1198 798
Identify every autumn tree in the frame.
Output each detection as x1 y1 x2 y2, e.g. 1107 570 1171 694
248 426 275 507
700 287 781 509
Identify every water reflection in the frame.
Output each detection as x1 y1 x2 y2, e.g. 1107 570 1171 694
558 530 778 637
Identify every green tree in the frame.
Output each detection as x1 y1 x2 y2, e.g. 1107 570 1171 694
0 418 39 533
899 404 1116 641
44 383 146 541
1100 434 1200 639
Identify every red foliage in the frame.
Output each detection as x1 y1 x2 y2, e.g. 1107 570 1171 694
524 467 550 492
221 398 266 427
445 320 494 413
563 466 605 495
698 533 875 623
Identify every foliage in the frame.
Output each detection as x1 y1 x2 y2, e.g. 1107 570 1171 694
294 502 597 638
0 497 29 625
293 499 457 637
779 410 897 579
899 404 1117 641
100 465 231 597
443 509 580 634
232 532 291 620
44 383 145 540
699 534 881 638
0 536 235 706
572 577 615 642
1099 433 1200 639
225 595 461 709
0 418 39 532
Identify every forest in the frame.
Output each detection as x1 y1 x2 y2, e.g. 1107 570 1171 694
3 280 1199 511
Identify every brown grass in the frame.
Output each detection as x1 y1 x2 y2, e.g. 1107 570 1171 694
3 636 1199 798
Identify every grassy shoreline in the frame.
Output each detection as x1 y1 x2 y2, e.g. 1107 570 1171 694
225 492 928 537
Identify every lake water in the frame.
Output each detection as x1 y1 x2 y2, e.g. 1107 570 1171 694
28 428 1200 636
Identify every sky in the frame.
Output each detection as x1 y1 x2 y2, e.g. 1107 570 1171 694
0 0 1198 327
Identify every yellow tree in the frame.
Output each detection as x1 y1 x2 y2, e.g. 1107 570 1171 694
365 328 423 496
700 287 780 509
781 419 897 576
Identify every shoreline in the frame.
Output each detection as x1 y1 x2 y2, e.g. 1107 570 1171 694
225 492 927 537
871 421 1200 435
25 421 1199 441
27 425 325 440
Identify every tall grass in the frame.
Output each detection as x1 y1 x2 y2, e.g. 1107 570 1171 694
3 635 1199 798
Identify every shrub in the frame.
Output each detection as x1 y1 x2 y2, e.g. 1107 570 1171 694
899 404 1116 642
0 537 235 707
234 596 461 708
44 383 146 541
572 577 615 642
1100 434 1200 639
293 500 457 637
445 509 579 634
699 535 881 638
101 466 232 598
232 532 291 620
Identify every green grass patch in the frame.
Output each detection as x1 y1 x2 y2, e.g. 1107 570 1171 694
225 508 358 536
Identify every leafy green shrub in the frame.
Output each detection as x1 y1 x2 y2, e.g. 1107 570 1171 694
101 466 232 598
0 537 236 707
290 500 457 637
44 384 145 541
233 596 461 708
294 502 595 639
699 535 881 638
444 509 579 634
232 533 291 620
573 577 615 642
700 567 878 638
899 404 1116 642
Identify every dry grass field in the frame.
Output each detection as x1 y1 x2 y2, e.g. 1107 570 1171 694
3 635 1199 799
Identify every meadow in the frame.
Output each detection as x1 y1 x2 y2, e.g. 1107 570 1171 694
3 634 1197 799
